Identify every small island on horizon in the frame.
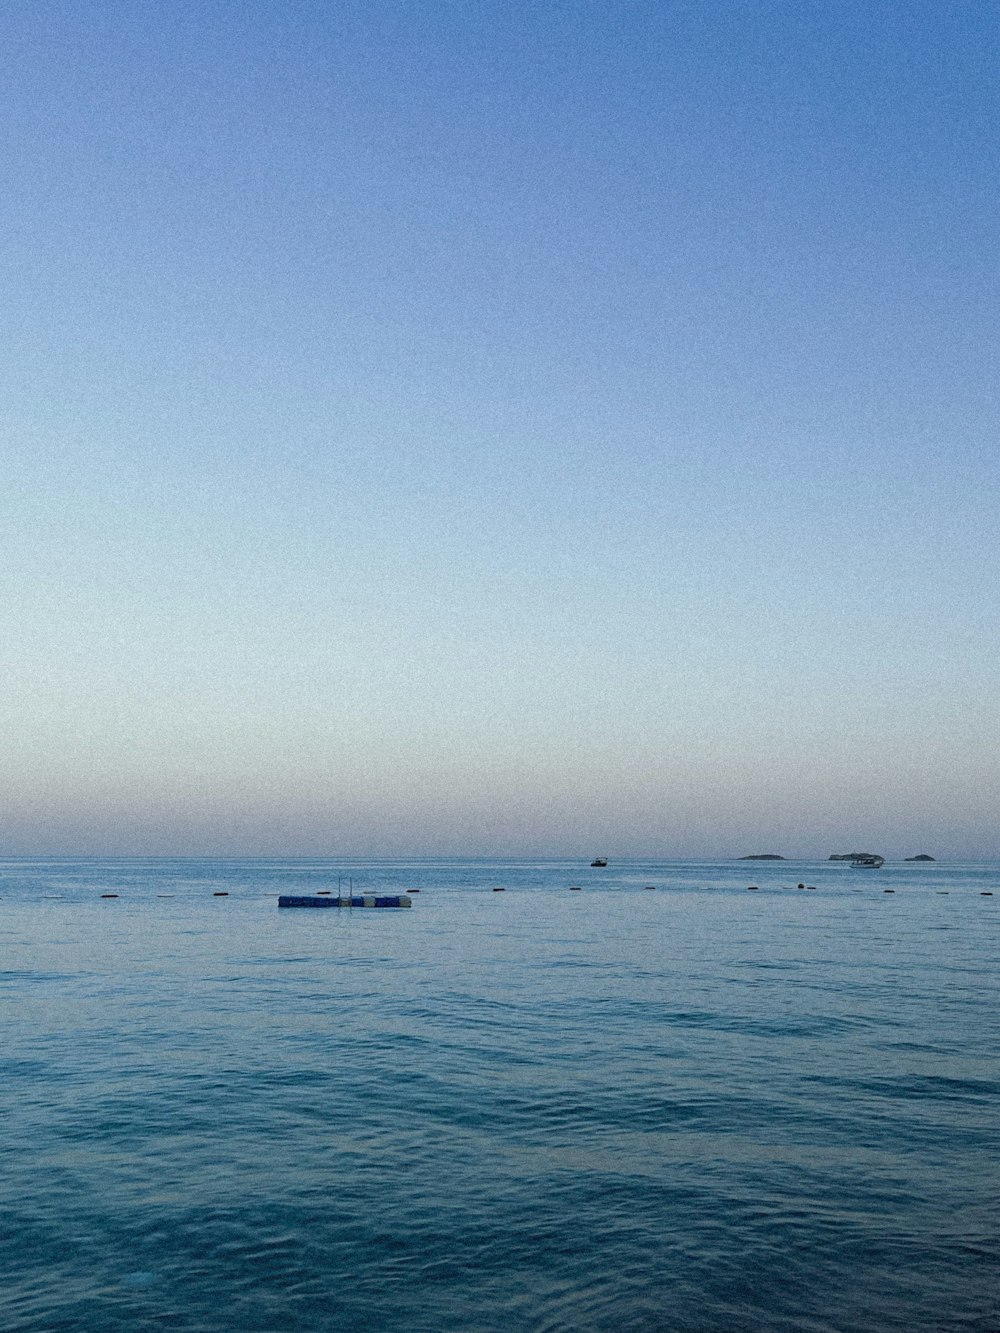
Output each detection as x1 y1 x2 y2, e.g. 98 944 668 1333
738 852 938 864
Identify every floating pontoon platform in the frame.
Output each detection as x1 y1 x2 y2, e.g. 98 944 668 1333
278 894 412 909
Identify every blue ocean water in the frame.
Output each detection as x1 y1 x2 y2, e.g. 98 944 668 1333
1 857 997 1332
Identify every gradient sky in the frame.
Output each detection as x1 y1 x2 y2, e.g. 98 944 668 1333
3 0 998 857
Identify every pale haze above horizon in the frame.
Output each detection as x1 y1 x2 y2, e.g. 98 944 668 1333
3 1 998 859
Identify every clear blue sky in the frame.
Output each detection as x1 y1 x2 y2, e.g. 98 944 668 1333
3 0 997 856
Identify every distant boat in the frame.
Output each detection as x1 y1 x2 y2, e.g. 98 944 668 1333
590 858 608 867
830 851 885 867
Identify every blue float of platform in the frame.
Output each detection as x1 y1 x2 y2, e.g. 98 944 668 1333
278 894 412 909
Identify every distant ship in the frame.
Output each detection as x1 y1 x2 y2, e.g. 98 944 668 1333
590 857 608 867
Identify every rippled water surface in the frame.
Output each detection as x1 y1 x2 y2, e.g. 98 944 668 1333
1 858 997 1331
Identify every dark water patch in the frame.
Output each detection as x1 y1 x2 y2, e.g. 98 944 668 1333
0 969 84 985
810 1071 1000 1104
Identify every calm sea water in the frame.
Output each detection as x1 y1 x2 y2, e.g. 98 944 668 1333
1 858 997 1332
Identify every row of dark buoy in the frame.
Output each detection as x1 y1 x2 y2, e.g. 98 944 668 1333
494 885 661 892
98 891 229 898
510 885 661 892
25 884 997 901
29 888 432 901
495 882 993 896
576 884 658 891
28 892 217 900
885 888 994 896
746 885 994 897
748 884 816 890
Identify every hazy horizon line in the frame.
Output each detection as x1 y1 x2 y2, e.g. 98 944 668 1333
0 850 974 863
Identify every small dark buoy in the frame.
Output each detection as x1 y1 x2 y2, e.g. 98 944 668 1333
797 883 805 890
100 894 118 899
213 892 229 897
